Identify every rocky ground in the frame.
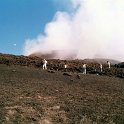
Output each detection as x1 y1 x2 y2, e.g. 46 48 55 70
0 53 124 124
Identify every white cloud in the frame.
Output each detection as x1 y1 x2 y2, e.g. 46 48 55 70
24 0 124 61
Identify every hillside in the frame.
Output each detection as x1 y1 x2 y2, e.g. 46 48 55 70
0 53 124 78
117 62 124 68
0 64 124 124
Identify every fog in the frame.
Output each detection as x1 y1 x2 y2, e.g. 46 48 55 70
24 0 124 61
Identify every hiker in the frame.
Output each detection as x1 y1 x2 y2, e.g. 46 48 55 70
100 64 103 72
64 64 68 72
83 64 87 74
43 59 47 70
107 61 111 69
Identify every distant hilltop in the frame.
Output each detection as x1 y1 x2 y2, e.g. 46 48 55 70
29 50 77 60
29 51 120 65
0 53 122 66
83 58 120 65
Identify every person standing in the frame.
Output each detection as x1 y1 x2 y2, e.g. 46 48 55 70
43 59 47 70
64 64 68 72
83 64 87 74
100 64 103 72
107 61 111 69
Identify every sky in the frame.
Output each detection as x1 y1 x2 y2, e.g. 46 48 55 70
0 0 124 61
0 0 61 55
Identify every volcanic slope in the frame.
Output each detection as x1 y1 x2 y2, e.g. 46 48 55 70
0 64 124 124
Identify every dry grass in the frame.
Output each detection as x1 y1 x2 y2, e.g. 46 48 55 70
0 64 124 123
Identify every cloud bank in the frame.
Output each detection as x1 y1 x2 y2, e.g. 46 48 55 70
24 0 124 61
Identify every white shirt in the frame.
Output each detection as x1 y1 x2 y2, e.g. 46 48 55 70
83 64 86 69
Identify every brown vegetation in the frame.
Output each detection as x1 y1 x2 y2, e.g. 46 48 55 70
0 53 124 78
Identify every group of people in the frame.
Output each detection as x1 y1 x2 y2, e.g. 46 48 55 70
42 59 111 74
42 59 68 71
82 61 111 74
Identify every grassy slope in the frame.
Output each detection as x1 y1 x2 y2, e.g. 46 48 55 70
0 64 124 124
